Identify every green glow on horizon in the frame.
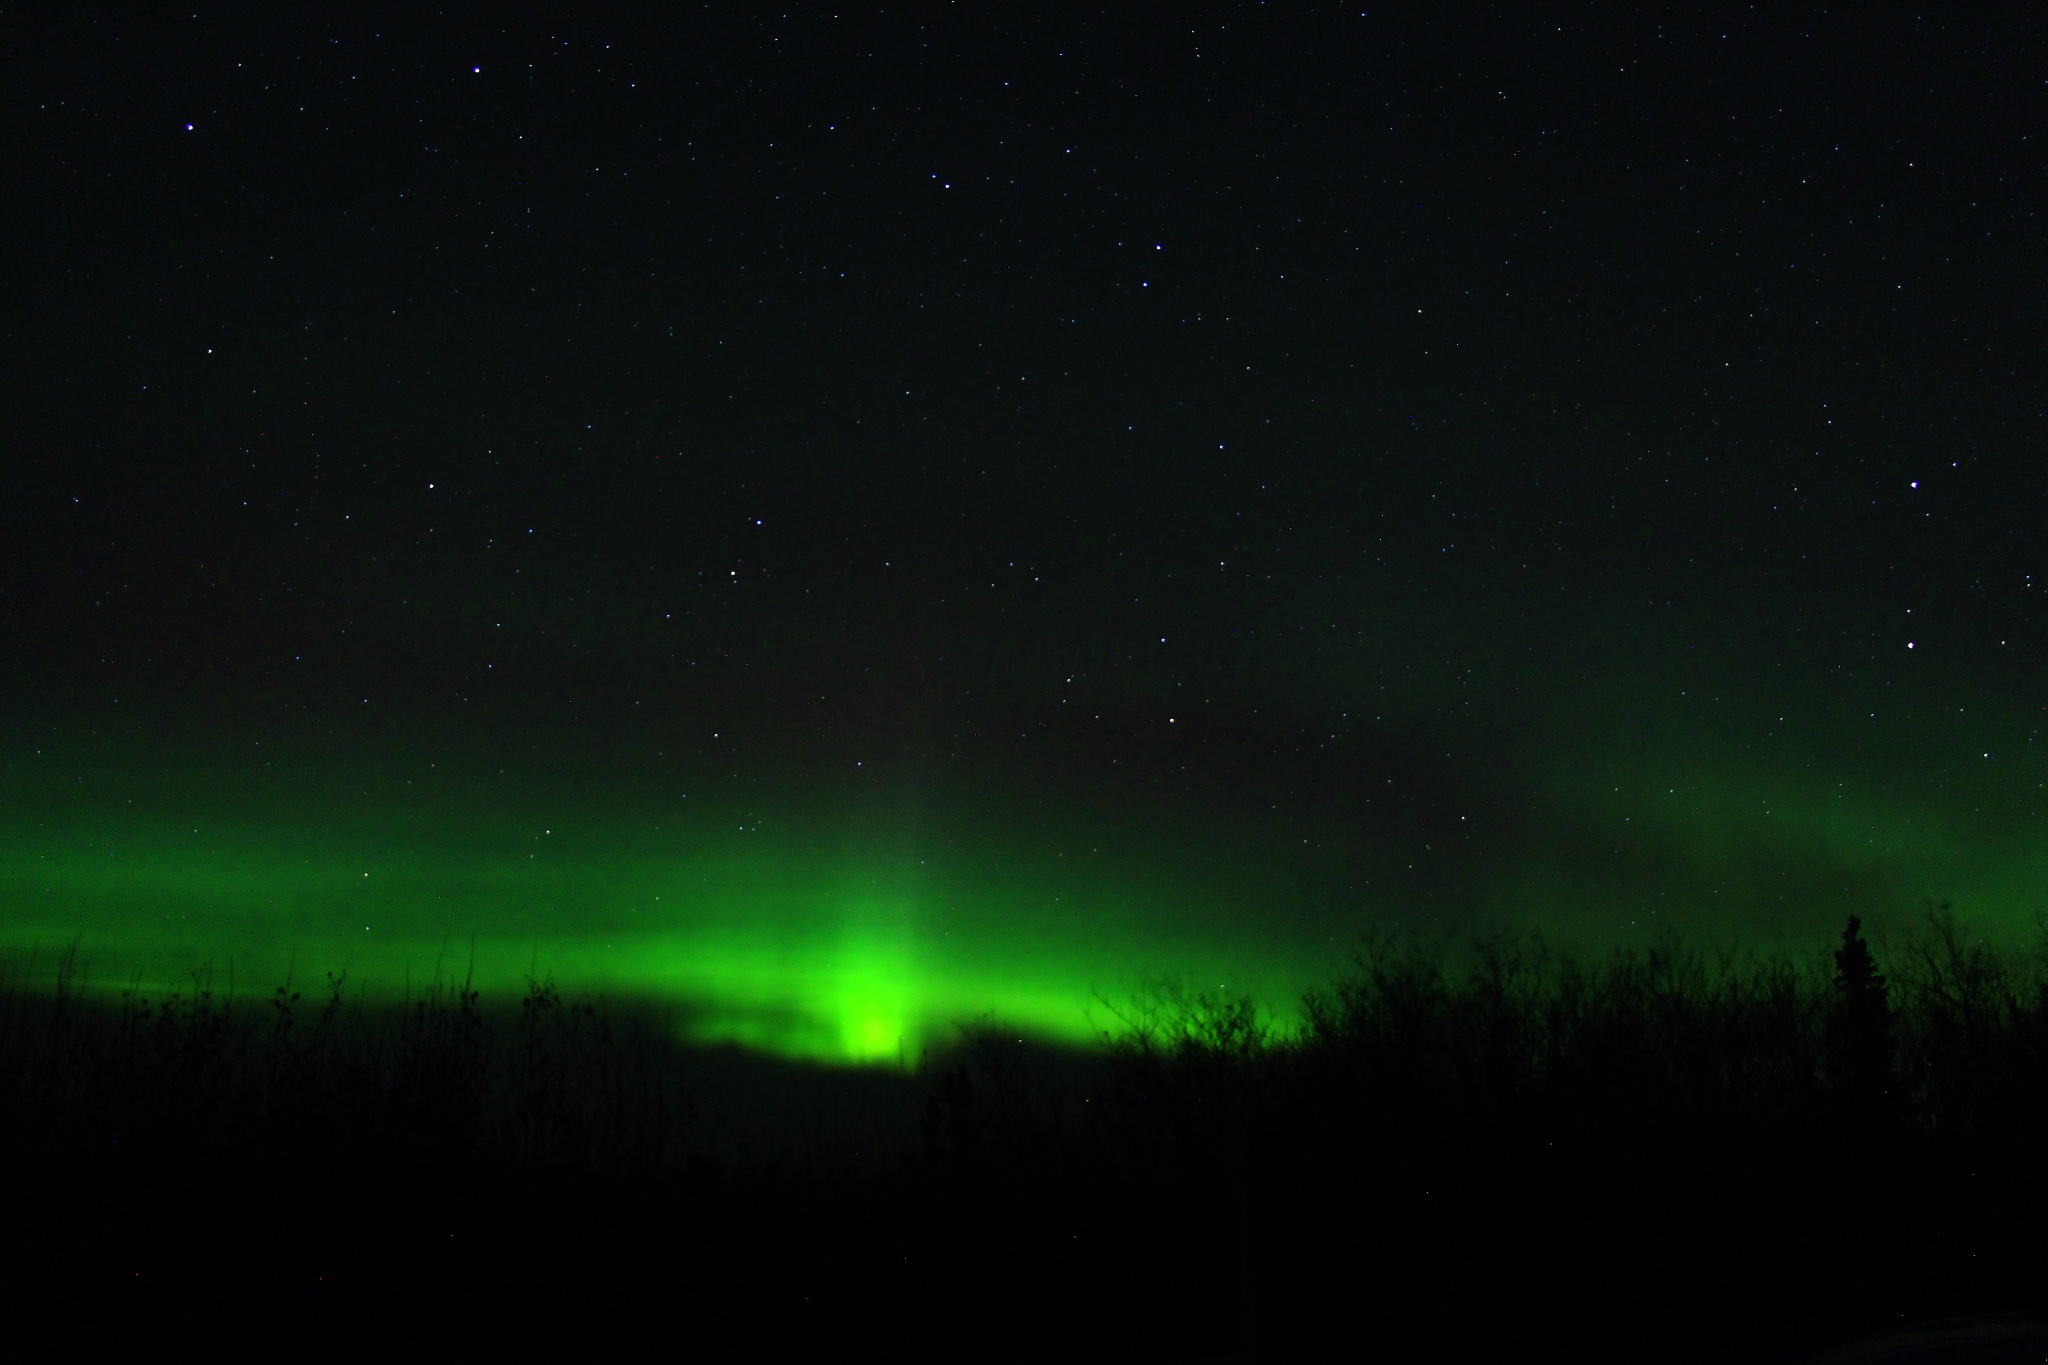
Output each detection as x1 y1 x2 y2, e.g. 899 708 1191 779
6 696 2048 1063
0 810 1318 1063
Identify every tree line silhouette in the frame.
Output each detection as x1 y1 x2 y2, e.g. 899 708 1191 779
4 910 2046 1360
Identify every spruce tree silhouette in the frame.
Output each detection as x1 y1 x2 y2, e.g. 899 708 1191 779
1829 916 1897 1119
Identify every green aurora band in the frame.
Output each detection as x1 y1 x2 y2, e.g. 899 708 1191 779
0 794 1309 1062
5 677 2044 1064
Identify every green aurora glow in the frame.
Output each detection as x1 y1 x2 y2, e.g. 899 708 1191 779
7 0 2045 1074
7 672 2044 1063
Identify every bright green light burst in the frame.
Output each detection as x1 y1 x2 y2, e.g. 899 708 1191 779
8 700 2048 1063
0 806 1310 1063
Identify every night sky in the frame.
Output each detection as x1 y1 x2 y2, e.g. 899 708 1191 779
4 3 2045 1058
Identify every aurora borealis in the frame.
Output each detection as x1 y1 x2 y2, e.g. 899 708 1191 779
5 5 2044 1062
6 622 2041 1060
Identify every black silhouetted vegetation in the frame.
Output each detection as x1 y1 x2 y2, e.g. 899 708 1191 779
8 911 2048 1361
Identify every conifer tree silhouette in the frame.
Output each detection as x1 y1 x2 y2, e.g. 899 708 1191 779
1829 915 1897 1115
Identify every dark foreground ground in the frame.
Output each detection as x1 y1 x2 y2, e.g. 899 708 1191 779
8 917 2048 1362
